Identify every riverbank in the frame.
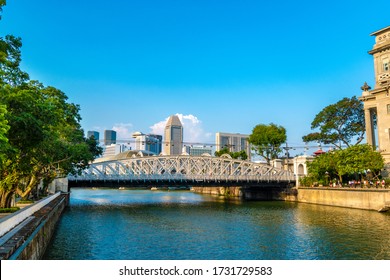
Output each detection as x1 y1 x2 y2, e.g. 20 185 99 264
0 192 69 260
192 185 390 212
291 186 390 212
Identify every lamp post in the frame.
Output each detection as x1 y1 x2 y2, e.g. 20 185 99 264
283 143 295 172
325 171 329 187
367 169 372 187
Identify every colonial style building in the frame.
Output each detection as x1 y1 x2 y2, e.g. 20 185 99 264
360 26 390 164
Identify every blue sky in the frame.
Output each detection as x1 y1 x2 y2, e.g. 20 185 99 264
1 0 390 154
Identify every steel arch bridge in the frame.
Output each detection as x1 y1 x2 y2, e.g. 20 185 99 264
68 154 295 187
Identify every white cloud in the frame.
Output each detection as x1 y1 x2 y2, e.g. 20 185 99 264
112 123 134 140
150 113 213 144
149 120 166 136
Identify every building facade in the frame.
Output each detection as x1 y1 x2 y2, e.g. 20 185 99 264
132 132 163 155
102 143 131 158
104 130 117 146
360 26 390 164
215 132 251 160
164 115 183 155
148 134 163 155
182 145 212 156
87 131 99 142
293 155 315 186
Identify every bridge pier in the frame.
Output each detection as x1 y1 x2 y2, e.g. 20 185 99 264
192 184 297 201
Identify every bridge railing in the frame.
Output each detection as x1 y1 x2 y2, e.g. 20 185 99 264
69 173 295 183
68 155 296 184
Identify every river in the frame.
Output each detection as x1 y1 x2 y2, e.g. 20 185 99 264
43 188 390 260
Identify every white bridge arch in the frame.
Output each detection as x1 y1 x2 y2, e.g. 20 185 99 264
69 155 295 186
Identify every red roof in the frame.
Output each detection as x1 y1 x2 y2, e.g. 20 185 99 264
314 149 325 156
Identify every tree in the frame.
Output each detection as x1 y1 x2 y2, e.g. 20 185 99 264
1 2 29 86
306 144 384 184
0 1 5 20
302 97 365 149
0 82 103 206
248 123 287 163
336 144 384 180
0 104 9 161
214 147 248 160
0 35 29 86
306 150 341 183
0 5 102 207
0 81 103 206
0 104 8 144
232 150 248 160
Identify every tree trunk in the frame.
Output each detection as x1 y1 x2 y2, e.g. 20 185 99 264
0 189 14 208
17 174 39 201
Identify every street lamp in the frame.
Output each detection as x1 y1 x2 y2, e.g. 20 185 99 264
283 143 295 172
367 169 372 187
325 171 329 186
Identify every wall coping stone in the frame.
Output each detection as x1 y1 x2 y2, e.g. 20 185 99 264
0 192 61 237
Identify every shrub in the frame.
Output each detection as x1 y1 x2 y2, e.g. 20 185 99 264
0 207 20 213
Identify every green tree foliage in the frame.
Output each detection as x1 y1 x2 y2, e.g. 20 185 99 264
306 150 340 183
306 144 384 184
0 104 9 159
0 1 5 19
0 4 102 207
0 35 29 86
336 144 384 179
302 97 365 149
248 123 287 163
214 147 248 160
0 81 103 207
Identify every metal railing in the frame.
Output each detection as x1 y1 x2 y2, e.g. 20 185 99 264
69 155 295 184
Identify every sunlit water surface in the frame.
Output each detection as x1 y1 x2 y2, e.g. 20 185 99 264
44 188 390 260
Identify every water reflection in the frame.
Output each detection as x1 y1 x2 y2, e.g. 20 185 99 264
44 188 390 260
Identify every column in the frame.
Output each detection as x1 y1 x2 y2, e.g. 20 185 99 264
365 108 376 148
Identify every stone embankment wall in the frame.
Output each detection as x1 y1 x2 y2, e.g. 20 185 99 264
292 187 390 211
47 177 69 194
192 186 296 201
0 192 69 260
192 186 390 211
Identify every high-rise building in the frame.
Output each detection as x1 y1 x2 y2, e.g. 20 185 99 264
149 134 163 155
102 143 131 158
164 115 183 155
215 132 251 160
360 25 390 164
132 132 163 155
104 130 117 146
87 131 99 142
182 145 212 156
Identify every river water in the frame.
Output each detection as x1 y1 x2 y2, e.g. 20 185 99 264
43 188 390 260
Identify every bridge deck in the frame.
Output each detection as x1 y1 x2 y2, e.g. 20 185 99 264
69 155 295 186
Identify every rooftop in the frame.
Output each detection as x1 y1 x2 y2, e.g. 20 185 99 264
165 115 182 127
370 25 390 36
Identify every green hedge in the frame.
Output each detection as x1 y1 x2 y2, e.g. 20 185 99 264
0 207 20 213
17 200 34 204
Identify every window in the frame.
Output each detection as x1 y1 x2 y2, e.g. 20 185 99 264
298 164 305 175
384 59 389 71
387 104 390 114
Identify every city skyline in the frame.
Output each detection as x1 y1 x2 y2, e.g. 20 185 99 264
1 1 390 154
